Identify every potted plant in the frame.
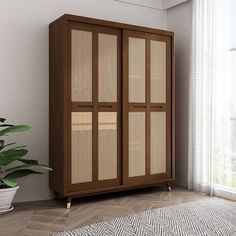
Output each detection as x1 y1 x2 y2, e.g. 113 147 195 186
0 118 52 213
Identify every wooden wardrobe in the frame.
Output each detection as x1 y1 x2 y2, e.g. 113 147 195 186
49 14 175 208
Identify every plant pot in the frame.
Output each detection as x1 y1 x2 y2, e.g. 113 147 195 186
0 186 19 213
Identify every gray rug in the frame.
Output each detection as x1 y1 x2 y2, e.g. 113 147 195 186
53 199 236 236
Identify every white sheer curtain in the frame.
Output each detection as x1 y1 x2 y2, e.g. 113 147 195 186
188 0 236 194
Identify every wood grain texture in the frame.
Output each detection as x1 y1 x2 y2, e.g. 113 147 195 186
0 188 211 236
66 24 122 193
71 112 92 184
52 14 174 37
151 112 166 174
122 29 173 186
151 40 166 103
71 30 92 102
165 36 172 180
49 19 67 194
145 39 151 176
128 37 145 103
98 112 117 180
128 112 146 177
49 15 174 200
98 33 117 102
92 32 99 182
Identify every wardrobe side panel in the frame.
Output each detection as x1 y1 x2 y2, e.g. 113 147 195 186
49 20 67 194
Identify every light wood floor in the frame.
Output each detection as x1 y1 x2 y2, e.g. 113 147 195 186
0 187 210 236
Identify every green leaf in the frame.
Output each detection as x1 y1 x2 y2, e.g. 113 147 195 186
5 169 42 179
0 142 16 151
0 149 28 166
0 124 14 127
6 163 52 172
1 178 17 188
0 125 31 137
13 145 27 149
19 159 38 165
0 118 6 123
0 140 4 149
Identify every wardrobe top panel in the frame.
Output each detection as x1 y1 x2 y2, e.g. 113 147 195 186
50 14 174 37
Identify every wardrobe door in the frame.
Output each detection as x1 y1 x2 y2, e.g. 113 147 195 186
149 39 171 181
123 30 172 184
69 23 121 192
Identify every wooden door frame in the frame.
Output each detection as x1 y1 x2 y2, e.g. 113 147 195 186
49 14 174 197
67 22 122 192
123 29 172 185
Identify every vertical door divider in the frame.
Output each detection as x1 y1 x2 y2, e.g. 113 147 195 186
123 31 128 183
92 32 98 182
145 39 151 176
117 31 122 185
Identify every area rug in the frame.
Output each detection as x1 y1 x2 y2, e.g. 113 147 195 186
53 199 236 236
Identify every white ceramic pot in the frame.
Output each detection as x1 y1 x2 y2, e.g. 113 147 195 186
0 186 19 213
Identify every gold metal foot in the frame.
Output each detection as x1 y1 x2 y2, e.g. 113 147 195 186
66 197 72 209
66 202 71 209
167 182 172 192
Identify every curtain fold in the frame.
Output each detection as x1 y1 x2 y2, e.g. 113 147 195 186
188 0 215 193
189 0 235 194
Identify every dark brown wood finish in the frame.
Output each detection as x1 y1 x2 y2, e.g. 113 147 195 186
67 22 122 192
51 14 174 37
122 29 172 185
65 179 171 197
122 29 129 185
166 35 172 179
92 31 99 182
49 14 174 205
49 19 68 194
145 39 151 176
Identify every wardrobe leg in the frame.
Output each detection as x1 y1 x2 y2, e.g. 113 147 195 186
167 182 172 192
66 197 72 209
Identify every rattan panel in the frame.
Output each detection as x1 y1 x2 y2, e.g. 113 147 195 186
128 37 145 102
129 112 145 177
98 33 117 102
71 112 92 184
71 30 92 102
98 112 117 180
150 112 166 174
151 40 166 103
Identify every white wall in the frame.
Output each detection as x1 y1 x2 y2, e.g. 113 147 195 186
0 0 167 202
167 0 192 187
164 0 189 9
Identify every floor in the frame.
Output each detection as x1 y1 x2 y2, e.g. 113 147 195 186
0 187 210 236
